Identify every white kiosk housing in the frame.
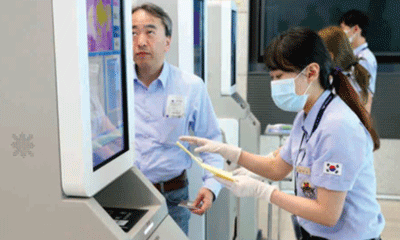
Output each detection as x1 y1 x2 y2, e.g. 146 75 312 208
206 1 262 240
0 0 188 239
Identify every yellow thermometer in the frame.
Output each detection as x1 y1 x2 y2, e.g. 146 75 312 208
176 141 235 182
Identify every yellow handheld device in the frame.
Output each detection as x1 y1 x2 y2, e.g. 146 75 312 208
176 141 235 182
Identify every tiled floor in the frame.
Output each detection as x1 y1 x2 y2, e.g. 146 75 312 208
258 199 400 240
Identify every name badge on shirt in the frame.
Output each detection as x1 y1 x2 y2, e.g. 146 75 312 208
165 95 186 118
296 166 311 175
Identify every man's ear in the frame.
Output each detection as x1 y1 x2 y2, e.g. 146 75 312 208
165 36 172 53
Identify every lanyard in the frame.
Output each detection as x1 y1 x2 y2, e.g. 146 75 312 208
308 93 335 140
294 92 335 196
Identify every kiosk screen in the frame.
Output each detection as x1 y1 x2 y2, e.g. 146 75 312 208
86 0 128 170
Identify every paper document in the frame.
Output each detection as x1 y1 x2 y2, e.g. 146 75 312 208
176 141 235 182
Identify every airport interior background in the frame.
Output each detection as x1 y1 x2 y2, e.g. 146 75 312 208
1 0 399 239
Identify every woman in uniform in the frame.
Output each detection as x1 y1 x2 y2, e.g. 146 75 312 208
180 27 384 240
318 25 372 113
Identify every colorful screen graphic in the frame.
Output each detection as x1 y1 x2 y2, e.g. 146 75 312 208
87 0 127 170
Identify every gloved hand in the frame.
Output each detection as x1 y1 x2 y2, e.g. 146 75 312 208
265 151 275 159
216 175 278 203
231 151 275 181
179 136 242 164
232 167 266 182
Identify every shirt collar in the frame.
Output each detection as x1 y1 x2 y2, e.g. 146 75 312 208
354 42 368 56
157 61 169 87
301 90 332 138
133 61 170 89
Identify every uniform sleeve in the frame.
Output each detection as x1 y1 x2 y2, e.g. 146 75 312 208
190 81 224 198
310 121 367 192
279 134 293 165
279 112 304 166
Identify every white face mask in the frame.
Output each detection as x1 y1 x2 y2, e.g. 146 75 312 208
344 28 355 43
270 68 312 112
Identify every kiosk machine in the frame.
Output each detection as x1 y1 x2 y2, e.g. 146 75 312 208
0 0 188 239
206 1 262 240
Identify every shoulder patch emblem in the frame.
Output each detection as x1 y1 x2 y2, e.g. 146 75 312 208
324 162 342 176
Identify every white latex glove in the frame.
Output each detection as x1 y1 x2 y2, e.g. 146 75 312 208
232 167 266 182
215 175 278 203
232 151 275 181
179 136 242 164
265 151 275 159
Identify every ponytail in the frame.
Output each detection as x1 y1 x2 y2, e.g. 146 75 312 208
331 68 380 151
352 62 370 105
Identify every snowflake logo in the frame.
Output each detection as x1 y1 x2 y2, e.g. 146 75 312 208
11 133 35 158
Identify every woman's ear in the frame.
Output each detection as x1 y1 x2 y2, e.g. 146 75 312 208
307 62 320 83
353 24 360 34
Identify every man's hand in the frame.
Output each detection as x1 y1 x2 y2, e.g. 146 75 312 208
191 187 214 215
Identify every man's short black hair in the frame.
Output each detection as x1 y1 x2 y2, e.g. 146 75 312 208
339 9 369 38
132 3 172 37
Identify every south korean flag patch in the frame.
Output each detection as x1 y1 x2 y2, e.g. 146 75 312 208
324 162 342 176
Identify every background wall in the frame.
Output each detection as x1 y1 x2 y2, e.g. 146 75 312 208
208 0 250 100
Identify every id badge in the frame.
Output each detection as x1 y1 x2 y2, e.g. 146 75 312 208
296 166 311 175
165 95 186 118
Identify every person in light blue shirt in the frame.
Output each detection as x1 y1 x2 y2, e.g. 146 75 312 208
181 27 384 239
318 26 372 113
132 3 223 235
354 43 377 92
340 9 377 113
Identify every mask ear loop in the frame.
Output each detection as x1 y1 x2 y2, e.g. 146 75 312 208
302 80 313 95
347 26 358 43
296 67 312 95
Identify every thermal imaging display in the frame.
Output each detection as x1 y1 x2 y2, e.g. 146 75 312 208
87 0 128 170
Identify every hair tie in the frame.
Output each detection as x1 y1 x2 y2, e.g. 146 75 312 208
331 67 342 76
345 61 358 70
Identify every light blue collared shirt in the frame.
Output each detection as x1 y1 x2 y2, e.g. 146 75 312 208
280 90 385 239
134 61 223 197
354 43 377 94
